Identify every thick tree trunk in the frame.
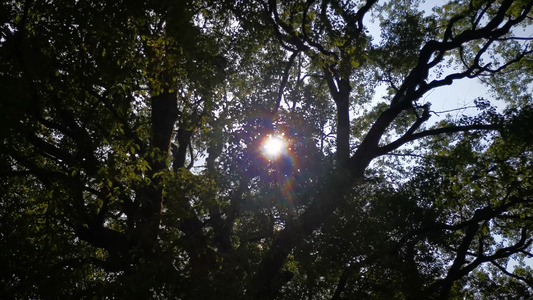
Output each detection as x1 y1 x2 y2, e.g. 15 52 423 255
151 91 179 155
323 67 352 162
336 92 350 162
249 163 369 299
173 128 193 170
136 90 179 250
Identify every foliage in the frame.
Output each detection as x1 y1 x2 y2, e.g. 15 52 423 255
2 0 533 299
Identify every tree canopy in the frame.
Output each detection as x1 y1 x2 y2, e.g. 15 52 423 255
2 0 533 299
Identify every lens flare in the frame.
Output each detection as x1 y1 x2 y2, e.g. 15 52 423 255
262 135 286 159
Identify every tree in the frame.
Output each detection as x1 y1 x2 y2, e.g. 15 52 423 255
1 0 533 299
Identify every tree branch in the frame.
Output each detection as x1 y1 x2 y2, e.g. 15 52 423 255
272 51 299 116
378 123 498 155
491 261 533 287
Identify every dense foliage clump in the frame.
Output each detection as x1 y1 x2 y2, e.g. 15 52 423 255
2 0 533 299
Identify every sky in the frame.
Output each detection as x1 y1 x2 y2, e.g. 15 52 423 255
364 0 532 128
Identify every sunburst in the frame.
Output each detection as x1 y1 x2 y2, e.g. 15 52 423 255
262 135 287 159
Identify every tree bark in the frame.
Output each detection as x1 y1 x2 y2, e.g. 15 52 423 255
136 90 179 250
323 67 352 162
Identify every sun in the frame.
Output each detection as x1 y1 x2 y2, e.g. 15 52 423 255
262 135 287 159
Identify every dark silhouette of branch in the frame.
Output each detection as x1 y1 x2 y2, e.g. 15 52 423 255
491 261 533 287
378 123 499 155
272 51 299 115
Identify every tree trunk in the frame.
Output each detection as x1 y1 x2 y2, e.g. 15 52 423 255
137 90 179 250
